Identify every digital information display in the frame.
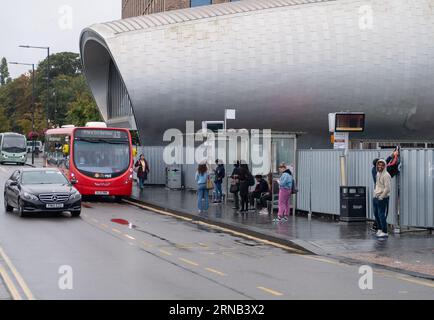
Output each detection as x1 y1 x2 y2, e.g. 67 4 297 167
74 129 128 140
335 113 365 132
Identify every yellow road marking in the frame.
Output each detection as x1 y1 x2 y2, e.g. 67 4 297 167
101 224 108 229
198 242 209 248
257 286 283 296
159 249 173 256
179 258 199 266
0 263 22 300
123 200 193 222
123 200 304 254
112 228 122 234
124 234 135 240
303 256 341 265
0 246 35 300
205 267 226 276
396 276 434 289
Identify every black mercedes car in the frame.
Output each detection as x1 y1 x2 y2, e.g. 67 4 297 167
4 168 82 217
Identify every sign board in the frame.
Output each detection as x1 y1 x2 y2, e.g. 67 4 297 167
335 113 365 132
225 109 236 120
75 129 128 140
333 132 349 150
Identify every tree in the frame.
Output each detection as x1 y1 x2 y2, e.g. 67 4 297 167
0 57 11 86
66 92 102 127
0 106 10 131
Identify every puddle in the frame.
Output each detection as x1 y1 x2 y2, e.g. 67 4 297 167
111 218 137 229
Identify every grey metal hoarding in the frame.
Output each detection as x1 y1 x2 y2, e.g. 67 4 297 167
400 150 434 228
135 146 166 185
296 150 343 215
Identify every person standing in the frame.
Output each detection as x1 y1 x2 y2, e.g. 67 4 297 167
213 159 225 203
238 163 251 212
195 163 209 213
134 154 150 190
373 159 392 238
371 158 379 232
274 163 293 222
230 161 241 210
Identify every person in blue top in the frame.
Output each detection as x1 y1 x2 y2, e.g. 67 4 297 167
195 163 209 213
274 163 293 222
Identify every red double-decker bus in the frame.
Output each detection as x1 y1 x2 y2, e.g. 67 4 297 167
44 125 135 198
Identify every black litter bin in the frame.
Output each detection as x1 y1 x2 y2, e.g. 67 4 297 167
340 186 367 222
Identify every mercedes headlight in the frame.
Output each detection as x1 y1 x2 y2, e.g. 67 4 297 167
23 192 38 201
70 191 81 200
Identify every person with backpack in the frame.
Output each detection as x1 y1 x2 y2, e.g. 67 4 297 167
238 163 252 212
195 163 210 213
213 159 225 204
274 163 293 222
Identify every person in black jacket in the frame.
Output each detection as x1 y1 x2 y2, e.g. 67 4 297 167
213 159 225 203
230 161 241 210
238 163 251 212
249 175 269 209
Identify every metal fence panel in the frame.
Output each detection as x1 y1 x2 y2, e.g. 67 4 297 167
296 150 311 212
400 150 434 228
136 146 166 185
310 150 343 215
296 150 343 215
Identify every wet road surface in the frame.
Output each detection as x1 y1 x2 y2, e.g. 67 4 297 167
0 164 433 299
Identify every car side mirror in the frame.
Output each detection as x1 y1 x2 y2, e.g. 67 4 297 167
71 179 78 185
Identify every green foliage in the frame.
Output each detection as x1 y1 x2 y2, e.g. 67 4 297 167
66 90 102 127
0 107 10 132
0 51 101 135
0 57 11 86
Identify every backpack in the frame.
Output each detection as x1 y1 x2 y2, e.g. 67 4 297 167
248 173 255 186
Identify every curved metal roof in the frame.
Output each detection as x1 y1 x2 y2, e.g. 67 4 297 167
102 0 336 35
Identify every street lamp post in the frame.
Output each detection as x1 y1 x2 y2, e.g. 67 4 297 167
19 45 50 129
9 62 35 165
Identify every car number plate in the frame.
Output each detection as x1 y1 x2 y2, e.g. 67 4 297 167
46 203 64 209
95 191 109 195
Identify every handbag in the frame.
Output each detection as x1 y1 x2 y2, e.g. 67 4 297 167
230 183 239 193
206 176 214 190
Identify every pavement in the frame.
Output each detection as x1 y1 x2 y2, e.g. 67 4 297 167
129 186 434 279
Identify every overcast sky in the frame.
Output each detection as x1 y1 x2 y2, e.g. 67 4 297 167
0 0 121 78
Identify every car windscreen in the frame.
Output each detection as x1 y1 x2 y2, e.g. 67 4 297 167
3 136 26 153
73 139 130 179
21 171 69 185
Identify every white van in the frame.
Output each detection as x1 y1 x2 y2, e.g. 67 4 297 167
27 140 43 153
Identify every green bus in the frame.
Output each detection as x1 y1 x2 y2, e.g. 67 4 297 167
0 133 27 165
